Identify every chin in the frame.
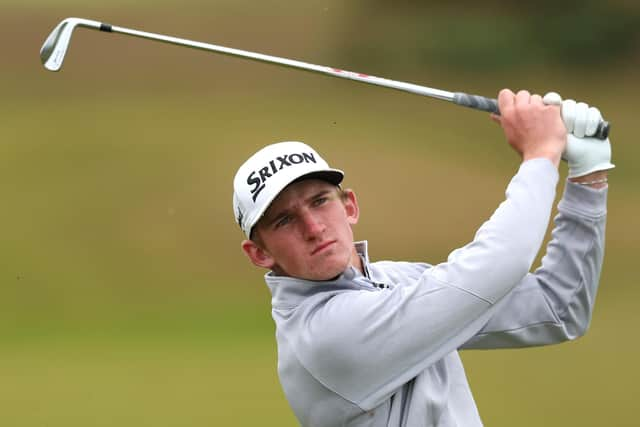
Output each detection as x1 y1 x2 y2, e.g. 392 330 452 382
313 257 351 281
283 249 353 281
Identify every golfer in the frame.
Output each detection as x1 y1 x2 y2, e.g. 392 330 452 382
232 89 613 426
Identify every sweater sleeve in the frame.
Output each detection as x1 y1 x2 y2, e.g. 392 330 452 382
287 159 560 409
461 180 608 349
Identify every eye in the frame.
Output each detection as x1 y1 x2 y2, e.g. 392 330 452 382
312 196 328 207
275 215 292 228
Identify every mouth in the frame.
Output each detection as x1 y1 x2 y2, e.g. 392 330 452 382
311 240 336 255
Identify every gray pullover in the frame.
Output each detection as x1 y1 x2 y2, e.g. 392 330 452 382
265 159 608 426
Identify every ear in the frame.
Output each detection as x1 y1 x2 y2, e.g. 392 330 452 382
241 239 276 269
342 189 360 226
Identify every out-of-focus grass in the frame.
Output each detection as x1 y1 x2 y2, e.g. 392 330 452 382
0 304 298 427
3 86 638 426
2 2 639 426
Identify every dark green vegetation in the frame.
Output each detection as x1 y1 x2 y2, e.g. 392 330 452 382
2 2 638 425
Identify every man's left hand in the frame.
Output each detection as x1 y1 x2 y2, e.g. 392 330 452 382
543 93 615 178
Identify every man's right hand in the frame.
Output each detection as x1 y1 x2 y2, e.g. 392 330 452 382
492 89 567 168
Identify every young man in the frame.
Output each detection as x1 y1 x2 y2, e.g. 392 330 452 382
232 89 613 426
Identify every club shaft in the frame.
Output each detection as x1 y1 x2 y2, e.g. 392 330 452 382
107 24 455 102
59 20 609 139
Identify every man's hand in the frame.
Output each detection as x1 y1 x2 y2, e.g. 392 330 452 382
493 89 567 168
542 93 616 178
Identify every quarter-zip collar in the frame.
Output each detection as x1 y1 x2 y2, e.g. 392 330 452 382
265 240 374 309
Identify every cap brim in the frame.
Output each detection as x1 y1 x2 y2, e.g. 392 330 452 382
291 170 344 186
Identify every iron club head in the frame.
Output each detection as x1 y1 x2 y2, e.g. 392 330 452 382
40 18 102 71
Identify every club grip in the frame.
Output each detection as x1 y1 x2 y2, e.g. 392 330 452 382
452 92 610 140
453 92 499 114
593 121 610 139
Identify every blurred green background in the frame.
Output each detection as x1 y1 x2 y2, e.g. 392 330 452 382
2 1 639 425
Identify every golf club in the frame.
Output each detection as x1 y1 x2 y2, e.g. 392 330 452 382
40 17 610 139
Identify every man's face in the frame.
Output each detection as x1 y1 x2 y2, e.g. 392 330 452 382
242 179 360 281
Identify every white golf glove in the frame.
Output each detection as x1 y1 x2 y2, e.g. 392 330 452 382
543 92 615 178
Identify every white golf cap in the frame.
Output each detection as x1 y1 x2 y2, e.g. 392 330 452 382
233 141 344 238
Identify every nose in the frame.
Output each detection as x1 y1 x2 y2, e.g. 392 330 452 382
300 210 325 240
